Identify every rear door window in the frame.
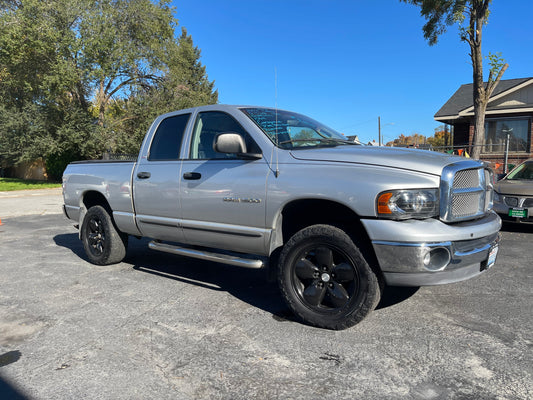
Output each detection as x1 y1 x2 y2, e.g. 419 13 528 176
149 113 191 161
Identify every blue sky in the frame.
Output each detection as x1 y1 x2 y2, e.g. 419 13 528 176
171 0 533 144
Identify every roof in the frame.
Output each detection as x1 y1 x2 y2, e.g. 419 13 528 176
434 77 533 120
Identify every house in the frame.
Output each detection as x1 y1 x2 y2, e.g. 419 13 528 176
435 77 533 172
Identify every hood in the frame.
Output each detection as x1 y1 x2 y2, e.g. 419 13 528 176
494 179 533 196
289 146 478 176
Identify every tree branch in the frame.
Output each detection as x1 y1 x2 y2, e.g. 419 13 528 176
486 63 509 97
105 74 158 101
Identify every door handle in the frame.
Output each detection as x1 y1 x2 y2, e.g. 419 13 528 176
183 172 202 180
137 171 151 179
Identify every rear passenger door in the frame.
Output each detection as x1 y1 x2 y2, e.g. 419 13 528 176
133 112 190 242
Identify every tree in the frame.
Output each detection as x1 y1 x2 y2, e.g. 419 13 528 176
401 0 508 159
0 0 218 177
109 27 218 155
386 133 427 147
427 127 451 149
0 0 101 171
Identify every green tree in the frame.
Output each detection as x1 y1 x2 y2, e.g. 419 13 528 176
109 27 218 155
81 0 177 126
0 0 100 172
170 28 219 108
401 0 508 159
0 0 217 177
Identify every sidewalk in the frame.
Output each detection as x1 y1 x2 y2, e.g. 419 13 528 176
0 187 63 218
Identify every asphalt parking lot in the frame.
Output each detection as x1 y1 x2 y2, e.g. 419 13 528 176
0 191 532 399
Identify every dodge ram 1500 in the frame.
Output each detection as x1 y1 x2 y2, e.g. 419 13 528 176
63 104 501 329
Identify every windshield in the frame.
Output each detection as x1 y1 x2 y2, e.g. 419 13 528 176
506 161 533 180
241 107 357 149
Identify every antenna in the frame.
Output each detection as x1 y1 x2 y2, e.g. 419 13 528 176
274 67 280 177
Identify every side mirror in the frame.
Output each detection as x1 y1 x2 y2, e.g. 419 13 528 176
214 133 262 160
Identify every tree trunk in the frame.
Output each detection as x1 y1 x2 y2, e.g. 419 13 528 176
469 9 486 160
97 79 106 128
472 100 488 159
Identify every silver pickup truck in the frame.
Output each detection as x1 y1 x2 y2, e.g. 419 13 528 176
63 104 501 329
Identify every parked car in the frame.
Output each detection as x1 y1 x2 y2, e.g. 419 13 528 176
63 104 501 329
494 159 533 223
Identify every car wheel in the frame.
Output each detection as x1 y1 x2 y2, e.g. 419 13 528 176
278 224 380 330
81 205 128 265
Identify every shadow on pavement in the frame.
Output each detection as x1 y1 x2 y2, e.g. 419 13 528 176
128 239 288 317
0 350 21 367
54 234 289 318
500 221 533 233
377 286 419 310
53 233 88 261
54 234 418 324
0 372 29 400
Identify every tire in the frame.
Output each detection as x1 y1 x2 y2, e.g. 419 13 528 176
278 224 380 330
81 205 128 265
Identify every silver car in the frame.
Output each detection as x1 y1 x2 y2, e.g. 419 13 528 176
494 159 533 223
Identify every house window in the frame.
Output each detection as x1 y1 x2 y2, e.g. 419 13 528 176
483 118 531 153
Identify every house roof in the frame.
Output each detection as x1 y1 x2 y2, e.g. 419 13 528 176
434 77 533 120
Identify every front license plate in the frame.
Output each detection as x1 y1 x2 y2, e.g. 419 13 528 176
487 245 498 269
509 208 528 218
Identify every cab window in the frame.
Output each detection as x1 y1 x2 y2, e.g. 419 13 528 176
190 111 259 159
148 113 190 161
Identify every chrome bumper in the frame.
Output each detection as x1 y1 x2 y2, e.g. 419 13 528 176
373 232 500 286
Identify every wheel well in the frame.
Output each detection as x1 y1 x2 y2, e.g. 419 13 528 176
82 191 112 215
279 199 382 282
281 199 363 240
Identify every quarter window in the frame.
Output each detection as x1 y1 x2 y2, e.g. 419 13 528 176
149 114 190 161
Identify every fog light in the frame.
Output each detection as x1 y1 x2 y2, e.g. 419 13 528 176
424 247 451 272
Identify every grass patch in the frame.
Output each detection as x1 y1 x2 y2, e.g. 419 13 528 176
0 178 61 191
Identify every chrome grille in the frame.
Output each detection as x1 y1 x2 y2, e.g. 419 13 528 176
452 192 483 217
453 169 479 188
440 162 493 222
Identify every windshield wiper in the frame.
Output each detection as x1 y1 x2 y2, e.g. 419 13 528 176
279 138 358 146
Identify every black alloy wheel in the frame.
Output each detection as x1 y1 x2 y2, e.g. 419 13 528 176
278 224 380 330
86 215 106 257
293 245 359 311
81 205 127 265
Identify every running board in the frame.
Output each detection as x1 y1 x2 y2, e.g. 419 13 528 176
148 241 265 269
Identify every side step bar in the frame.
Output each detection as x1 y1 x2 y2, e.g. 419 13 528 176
148 241 265 269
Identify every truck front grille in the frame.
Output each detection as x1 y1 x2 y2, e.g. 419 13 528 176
453 169 480 188
440 162 493 223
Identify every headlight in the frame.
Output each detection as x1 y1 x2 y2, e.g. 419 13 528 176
493 191 501 203
377 189 439 219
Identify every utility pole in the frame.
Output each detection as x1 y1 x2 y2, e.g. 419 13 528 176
378 116 381 146
502 129 512 173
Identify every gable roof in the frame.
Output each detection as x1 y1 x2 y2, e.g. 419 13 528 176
435 77 533 119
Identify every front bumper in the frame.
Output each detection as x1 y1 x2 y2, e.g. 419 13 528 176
373 233 500 286
362 212 502 286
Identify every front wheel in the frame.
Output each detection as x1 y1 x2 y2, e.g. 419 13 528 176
278 224 380 330
81 205 128 265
